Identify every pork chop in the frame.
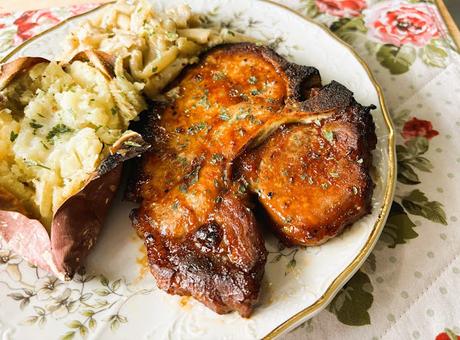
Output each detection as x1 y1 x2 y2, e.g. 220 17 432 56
128 43 376 316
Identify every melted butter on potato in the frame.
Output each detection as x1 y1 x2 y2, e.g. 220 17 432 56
0 59 145 229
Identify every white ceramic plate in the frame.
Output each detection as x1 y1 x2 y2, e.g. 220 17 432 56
0 1 395 339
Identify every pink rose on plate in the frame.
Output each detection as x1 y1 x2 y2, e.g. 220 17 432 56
316 0 367 17
364 1 442 47
13 10 60 44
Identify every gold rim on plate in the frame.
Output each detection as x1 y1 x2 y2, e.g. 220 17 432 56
0 1 396 339
434 0 460 52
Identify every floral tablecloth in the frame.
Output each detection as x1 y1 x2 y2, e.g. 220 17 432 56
1 1 459 339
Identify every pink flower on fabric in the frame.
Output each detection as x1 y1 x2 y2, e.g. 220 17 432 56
13 10 60 43
402 117 439 140
315 0 367 17
364 1 442 47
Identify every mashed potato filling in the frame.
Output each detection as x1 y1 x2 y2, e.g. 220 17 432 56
0 60 145 229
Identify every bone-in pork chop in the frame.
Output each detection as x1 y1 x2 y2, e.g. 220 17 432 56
128 43 376 316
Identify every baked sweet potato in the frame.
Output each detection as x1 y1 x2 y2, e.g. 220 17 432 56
0 51 149 279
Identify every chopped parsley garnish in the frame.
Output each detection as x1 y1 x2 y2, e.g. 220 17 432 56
111 107 118 116
46 124 73 142
214 196 223 203
197 89 210 109
123 140 142 148
250 89 261 96
152 66 158 73
172 201 179 210
237 107 251 120
322 130 334 143
187 122 208 135
29 120 43 133
263 80 276 89
248 76 257 84
40 141 49 150
210 153 224 165
187 164 201 186
238 182 248 194
23 159 50 170
193 74 203 83
248 114 262 125
181 158 204 192
166 32 178 41
212 71 226 81
177 156 188 167
219 109 230 121
321 183 330 190
9 131 18 142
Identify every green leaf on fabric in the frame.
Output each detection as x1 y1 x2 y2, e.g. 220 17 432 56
397 138 433 184
363 253 376 273
60 332 75 340
330 17 367 33
445 328 460 340
365 40 381 55
0 26 17 53
380 201 418 248
298 0 319 18
330 17 367 44
327 270 373 326
376 44 416 75
402 189 448 225
392 109 411 128
410 156 432 172
397 161 421 184
406 137 429 155
420 39 449 68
